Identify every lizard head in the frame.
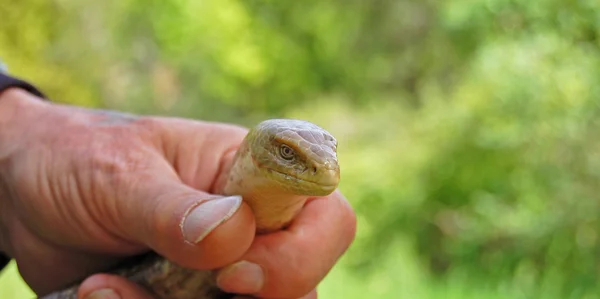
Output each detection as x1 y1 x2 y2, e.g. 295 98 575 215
248 119 340 196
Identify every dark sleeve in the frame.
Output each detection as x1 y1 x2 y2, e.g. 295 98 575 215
0 72 47 272
0 72 46 99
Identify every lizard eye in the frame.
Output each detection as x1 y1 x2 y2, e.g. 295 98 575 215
279 144 295 160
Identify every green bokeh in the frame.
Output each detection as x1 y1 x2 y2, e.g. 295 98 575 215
2 0 600 298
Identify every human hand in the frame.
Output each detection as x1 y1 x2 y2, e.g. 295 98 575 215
0 89 356 298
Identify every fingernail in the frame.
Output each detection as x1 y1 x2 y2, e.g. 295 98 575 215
217 260 264 294
181 195 242 243
85 289 121 299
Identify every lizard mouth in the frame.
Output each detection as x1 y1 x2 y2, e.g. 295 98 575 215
267 168 339 196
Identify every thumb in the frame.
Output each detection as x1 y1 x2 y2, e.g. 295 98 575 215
111 176 256 270
78 274 156 299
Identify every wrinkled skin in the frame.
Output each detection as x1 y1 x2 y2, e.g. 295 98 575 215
0 88 356 299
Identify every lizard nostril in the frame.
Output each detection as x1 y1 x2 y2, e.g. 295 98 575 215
312 167 317 174
323 160 338 170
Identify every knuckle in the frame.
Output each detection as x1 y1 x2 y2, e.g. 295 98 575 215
86 131 156 201
89 137 149 176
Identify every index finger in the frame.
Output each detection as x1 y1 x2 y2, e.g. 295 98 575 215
216 190 356 298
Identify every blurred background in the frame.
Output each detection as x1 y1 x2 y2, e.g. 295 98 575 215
2 0 600 298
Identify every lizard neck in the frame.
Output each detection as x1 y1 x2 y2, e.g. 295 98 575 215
223 144 308 233
242 190 307 233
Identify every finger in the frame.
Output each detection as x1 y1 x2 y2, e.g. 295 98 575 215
78 273 155 299
91 118 254 269
216 191 356 298
111 175 256 270
143 118 248 192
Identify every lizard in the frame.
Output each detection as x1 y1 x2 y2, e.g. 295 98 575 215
40 118 340 299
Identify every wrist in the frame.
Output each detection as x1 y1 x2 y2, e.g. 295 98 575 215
0 87 48 118
0 88 48 256
0 88 49 157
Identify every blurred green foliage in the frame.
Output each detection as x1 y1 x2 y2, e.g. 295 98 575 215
2 0 600 298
